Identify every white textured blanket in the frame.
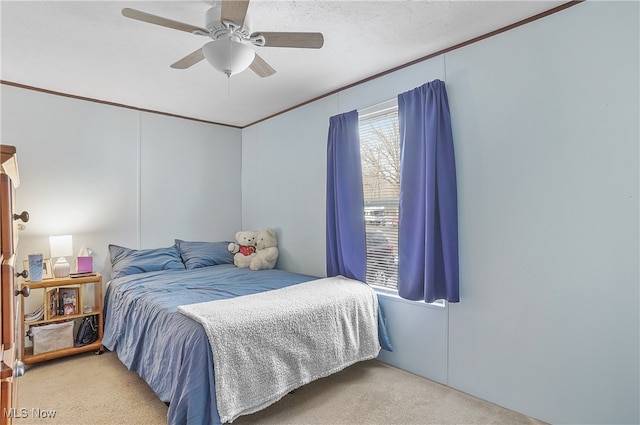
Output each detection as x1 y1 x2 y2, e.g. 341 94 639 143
178 275 380 423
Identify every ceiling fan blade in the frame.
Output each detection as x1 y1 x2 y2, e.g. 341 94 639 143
257 32 324 49
249 53 276 78
171 48 205 69
221 0 250 27
122 8 208 34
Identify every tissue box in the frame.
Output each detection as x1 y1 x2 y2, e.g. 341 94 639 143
30 321 74 355
77 256 93 273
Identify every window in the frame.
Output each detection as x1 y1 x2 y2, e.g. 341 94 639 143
359 100 399 290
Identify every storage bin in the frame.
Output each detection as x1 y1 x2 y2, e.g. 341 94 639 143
30 320 74 355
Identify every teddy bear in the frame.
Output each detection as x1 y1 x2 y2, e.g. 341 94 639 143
228 230 257 268
249 228 279 271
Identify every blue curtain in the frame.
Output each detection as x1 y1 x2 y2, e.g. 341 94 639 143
397 79 459 303
326 110 366 281
326 110 393 351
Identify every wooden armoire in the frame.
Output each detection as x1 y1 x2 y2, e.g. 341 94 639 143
1 145 29 424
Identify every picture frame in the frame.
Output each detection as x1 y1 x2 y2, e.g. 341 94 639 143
23 258 53 280
42 258 53 279
59 287 79 316
45 287 59 320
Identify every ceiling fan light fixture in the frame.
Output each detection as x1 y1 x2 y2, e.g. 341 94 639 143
202 40 255 77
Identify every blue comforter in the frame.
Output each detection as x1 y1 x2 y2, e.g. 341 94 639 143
102 265 318 425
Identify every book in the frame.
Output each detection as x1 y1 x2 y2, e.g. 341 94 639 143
24 305 45 322
69 272 96 278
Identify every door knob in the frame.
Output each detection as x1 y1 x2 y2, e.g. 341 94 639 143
13 211 29 222
15 286 30 298
16 269 28 279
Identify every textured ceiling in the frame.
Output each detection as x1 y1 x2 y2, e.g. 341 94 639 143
1 1 568 127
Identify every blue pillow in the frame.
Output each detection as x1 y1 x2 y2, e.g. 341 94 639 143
175 240 233 270
109 244 185 279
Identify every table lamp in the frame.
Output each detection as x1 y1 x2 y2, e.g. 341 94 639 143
49 235 73 278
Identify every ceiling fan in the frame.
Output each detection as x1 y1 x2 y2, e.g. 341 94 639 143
122 0 324 78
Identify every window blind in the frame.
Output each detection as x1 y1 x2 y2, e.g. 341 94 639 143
359 102 399 289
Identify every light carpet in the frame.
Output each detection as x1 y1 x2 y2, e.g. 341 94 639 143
14 351 546 425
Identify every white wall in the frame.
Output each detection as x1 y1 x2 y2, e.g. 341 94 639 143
446 3 639 423
242 2 639 424
139 112 241 247
241 98 336 277
1 85 243 283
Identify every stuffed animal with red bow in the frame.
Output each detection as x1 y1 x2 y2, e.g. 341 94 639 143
227 230 257 268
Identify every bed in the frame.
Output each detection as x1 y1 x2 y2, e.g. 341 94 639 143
102 240 389 425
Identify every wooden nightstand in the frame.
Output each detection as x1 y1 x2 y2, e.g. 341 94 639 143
20 273 103 364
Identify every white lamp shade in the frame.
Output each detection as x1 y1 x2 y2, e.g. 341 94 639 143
202 40 255 76
49 235 73 258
